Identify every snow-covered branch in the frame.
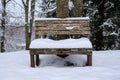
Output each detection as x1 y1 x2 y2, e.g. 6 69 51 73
105 1 114 10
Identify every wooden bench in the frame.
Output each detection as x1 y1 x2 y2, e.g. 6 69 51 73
29 17 92 67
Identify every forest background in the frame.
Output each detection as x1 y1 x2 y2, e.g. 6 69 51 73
0 0 120 52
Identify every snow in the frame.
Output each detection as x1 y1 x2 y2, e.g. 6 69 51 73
65 26 80 30
0 50 120 80
30 37 92 48
68 0 74 10
35 17 89 20
110 31 119 36
105 1 114 10
16 43 26 47
102 18 116 28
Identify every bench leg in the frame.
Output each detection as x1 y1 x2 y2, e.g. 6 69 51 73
87 54 92 66
30 54 35 67
36 55 40 66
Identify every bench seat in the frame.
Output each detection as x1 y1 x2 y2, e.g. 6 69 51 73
29 37 92 67
29 17 92 67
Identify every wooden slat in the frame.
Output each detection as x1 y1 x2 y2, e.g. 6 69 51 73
30 48 92 55
35 30 90 35
35 20 89 23
36 23 89 27
30 48 92 50
36 27 90 31
35 21 89 27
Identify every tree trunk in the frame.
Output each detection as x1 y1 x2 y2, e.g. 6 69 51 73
70 0 83 17
22 0 30 50
29 0 36 45
56 0 69 18
94 0 104 50
25 6 29 50
0 0 6 52
22 0 36 50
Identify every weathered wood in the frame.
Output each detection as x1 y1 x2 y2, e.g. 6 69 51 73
87 54 92 66
36 27 90 31
35 30 90 35
36 55 39 66
35 20 89 28
35 18 90 38
30 48 92 55
30 54 35 67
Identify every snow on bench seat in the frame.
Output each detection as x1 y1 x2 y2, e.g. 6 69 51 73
30 37 92 49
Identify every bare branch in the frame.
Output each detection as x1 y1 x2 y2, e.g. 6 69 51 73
6 0 12 3
21 0 30 7
22 0 26 7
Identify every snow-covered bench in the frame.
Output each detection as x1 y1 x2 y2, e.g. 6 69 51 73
29 17 92 67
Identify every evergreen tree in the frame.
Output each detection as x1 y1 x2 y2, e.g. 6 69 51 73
102 0 120 49
84 0 120 50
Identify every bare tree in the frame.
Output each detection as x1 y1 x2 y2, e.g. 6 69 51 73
22 0 30 50
0 0 11 52
22 0 36 50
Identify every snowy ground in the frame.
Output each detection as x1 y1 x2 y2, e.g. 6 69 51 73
0 50 120 80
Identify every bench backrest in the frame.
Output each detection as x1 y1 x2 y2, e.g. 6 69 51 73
35 17 90 38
